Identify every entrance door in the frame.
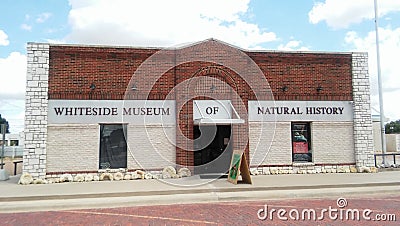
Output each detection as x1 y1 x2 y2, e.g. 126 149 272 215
193 125 232 174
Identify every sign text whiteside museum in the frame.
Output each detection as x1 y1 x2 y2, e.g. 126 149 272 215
48 100 176 124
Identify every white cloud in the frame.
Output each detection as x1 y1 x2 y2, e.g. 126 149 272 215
0 29 9 46
66 0 276 49
20 13 52 32
0 52 26 99
0 52 27 133
44 38 66 44
345 27 400 121
309 0 400 29
36 12 52 23
277 40 310 51
0 100 25 133
21 24 32 31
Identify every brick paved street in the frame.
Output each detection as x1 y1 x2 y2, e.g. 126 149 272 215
1 194 399 225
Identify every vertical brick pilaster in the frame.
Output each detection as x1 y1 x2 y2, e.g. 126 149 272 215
24 43 49 179
352 52 375 169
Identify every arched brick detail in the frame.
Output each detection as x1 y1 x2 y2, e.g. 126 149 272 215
175 65 250 168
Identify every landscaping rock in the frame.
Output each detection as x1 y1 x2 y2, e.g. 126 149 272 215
131 172 141 180
33 178 47 184
350 166 358 173
162 166 177 179
100 173 113 181
114 172 124 181
60 174 73 183
73 174 85 182
178 168 191 177
84 174 94 182
123 174 131 180
18 173 33 185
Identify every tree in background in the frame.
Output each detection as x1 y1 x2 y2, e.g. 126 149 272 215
385 120 400 134
0 114 10 133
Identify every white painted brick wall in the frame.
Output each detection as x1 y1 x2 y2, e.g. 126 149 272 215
250 122 355 166
47 125 99 172
47 124 176 172
127 124 176 169
249 122 292 166
312 122 355 164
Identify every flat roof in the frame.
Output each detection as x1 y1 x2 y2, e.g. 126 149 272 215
28 38 365 55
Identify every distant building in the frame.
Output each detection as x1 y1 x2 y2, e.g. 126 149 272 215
371 111 399 153
3 132 24 158
4 132 24 147
386 134 400 152
372 114 383 152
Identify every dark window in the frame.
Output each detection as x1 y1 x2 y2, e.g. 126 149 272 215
291 122 312 162
10 140 19 146
99 124 127 169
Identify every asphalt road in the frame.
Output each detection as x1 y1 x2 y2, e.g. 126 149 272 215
1 194 399 225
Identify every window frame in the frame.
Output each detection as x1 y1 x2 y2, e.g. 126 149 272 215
99 123 128 169
291 122 312 163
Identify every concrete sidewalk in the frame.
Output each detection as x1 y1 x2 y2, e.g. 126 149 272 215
0 171 399 213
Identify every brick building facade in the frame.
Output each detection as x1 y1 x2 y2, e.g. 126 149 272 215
24 39 375 179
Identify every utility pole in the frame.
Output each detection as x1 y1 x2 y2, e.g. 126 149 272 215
374 0 387 166
0 124 9 180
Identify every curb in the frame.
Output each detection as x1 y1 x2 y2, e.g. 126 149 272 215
0 185 399 213
1 182 400 202
0 182 399 213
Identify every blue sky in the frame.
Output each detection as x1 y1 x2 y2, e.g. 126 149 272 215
1 0 400 133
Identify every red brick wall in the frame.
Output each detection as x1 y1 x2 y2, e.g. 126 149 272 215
48 44 353 168
246 51 353 101
49 45 352 101
49 45 160 100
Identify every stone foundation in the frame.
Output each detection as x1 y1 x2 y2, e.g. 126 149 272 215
18 167 192 185
250 164 378 175
19 164 379 185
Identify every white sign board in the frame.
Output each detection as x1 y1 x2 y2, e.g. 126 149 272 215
193 100 232 120
248 101 353 122
48 100 176 124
